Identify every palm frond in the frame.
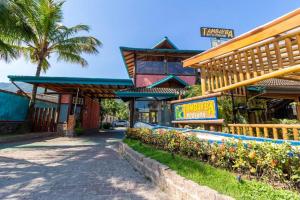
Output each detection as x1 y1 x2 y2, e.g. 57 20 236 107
57 51 88 66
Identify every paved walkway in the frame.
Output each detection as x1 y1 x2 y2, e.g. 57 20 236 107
0 130 168 200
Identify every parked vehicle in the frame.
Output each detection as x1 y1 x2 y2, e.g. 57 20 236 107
112 120 129 127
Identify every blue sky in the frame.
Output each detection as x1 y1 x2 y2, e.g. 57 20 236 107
1 0 300 82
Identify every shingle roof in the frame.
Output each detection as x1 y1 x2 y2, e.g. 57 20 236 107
248 78 300 93
115 87 186 98
254 78 300 87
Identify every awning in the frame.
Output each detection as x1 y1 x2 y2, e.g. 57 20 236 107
8 75 133 98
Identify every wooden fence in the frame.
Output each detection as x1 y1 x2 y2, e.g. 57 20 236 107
32 107 58 132
228 124 300 141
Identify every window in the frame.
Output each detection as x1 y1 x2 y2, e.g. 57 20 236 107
136 56 196 75
167 57 196 75
136 56 165 74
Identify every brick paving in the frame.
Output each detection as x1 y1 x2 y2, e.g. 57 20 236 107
0 130 168 200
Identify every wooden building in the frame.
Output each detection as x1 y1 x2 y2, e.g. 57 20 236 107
118 37 203 126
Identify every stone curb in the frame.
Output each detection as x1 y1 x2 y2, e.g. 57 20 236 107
0 132 58 144
118 142 234 200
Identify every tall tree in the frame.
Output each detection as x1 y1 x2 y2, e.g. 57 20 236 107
0 0 101 110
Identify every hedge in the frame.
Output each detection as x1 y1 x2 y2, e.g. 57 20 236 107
126 128 300 191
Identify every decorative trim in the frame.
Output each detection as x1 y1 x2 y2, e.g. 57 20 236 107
147 75 189 88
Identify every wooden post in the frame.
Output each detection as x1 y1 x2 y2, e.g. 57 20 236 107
273 128 278 139
256 46 265 75
256 127 261 137
263 127 268 138
285 37 294 64
249 127 254 136
230 126 235 134
282 128 288 140
244 51 251 79
237 126 241 135
295 97 300 120
242 126 247 136
264 44 273 73
293 128 299 141
200 66 207 94
274 41 283 69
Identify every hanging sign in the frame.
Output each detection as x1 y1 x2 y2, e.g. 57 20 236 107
174 97 218 120
200 27 235 39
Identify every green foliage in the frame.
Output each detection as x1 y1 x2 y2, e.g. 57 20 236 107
0 0 101 68
218 96 233 124
124 138 300 200
271 118 300 124
126 128 300 192
184 85 202 98
101 99 129 120
74 127 84 136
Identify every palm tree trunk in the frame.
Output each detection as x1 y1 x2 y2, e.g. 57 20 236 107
30 61 43 107
26 60 43 129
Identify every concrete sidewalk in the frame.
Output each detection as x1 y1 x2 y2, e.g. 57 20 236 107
0 130 168 200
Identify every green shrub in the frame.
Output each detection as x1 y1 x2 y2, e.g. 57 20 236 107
74 127 84 136
126 128 300 191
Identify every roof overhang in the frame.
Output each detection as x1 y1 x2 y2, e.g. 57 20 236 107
8 75 134 98
120 46 203 78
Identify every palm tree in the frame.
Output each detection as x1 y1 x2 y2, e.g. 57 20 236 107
0 0 28 61
0 0 101 110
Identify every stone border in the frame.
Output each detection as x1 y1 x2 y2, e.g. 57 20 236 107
118 142 233 200
0 132 57 143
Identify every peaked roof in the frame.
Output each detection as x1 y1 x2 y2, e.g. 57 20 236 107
120 37 203 78
152 37 178 49
147 75 189 88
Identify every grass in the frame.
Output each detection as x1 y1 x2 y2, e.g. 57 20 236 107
124 138 300 200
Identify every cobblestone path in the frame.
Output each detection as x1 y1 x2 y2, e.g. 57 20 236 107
0 130 168 200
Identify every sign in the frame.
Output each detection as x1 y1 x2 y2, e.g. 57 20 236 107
173 97 218 121
200 27 234 39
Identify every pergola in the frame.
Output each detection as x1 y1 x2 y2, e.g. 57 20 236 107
183 8 300 96
181 8 300 141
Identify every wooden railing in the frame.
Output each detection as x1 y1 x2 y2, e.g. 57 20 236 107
227 124 300 141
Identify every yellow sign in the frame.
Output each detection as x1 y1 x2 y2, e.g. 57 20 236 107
174 97 218 120
201 27 235 39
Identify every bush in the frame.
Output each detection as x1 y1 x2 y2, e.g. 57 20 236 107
74 127 84 136
126 128 300 191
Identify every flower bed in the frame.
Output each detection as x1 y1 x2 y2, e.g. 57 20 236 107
126 128 300 191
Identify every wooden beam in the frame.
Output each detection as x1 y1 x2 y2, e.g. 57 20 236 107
183 8 300 67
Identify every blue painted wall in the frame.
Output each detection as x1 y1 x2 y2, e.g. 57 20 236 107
0 90 57 122
0 91 29 121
